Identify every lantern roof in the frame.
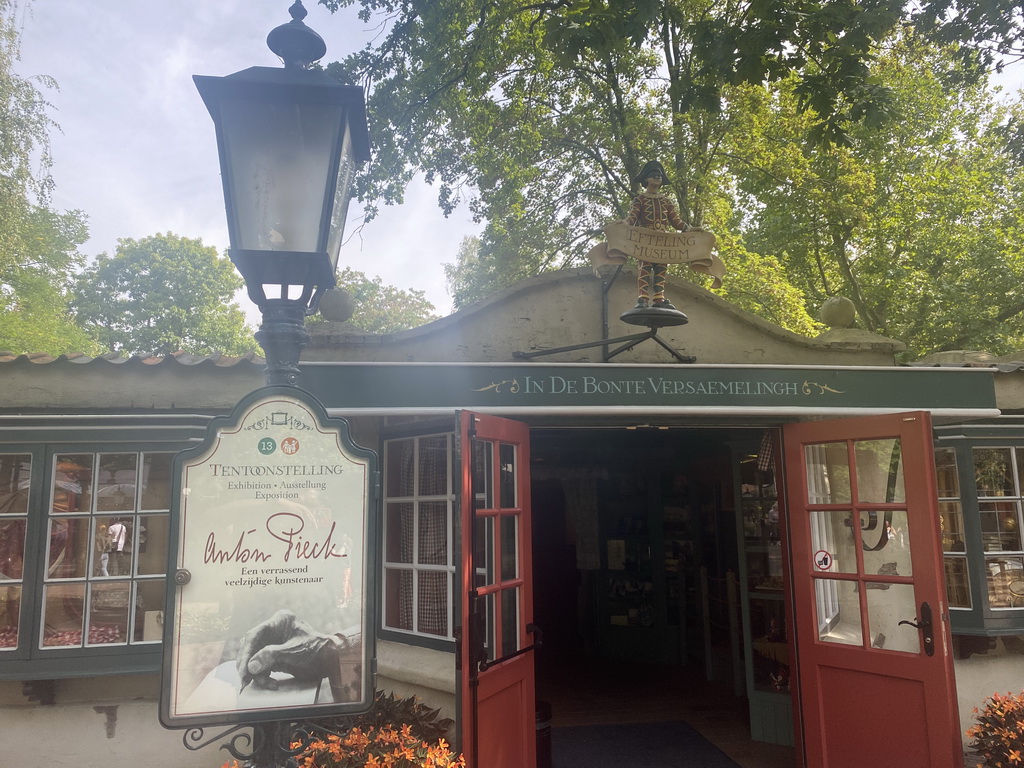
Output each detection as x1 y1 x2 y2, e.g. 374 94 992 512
194 66 371 165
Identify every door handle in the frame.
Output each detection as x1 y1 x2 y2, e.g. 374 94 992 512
898 601 934 656
527 622 544 648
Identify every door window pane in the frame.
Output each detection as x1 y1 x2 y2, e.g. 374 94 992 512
473 441 493 509
861 510 912 577
501 587 520 656
501 515 518 581
854 439 905 503
865 582 920 654
480 592 495 663
475 516 494 587
499 443 516 508
805 443 851 504
815 577 861 646
810 510 857 574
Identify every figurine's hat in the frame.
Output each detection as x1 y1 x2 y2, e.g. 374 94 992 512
634 160 670 186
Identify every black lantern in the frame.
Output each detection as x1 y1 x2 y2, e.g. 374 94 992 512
195 0 370 386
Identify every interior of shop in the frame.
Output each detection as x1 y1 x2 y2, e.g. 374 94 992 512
528 426 794 768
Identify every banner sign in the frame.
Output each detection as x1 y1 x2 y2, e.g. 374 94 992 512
300 363 997 414
160 386 377 728
588 221 725 287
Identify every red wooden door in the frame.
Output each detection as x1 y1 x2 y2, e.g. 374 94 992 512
783 412 961 768
457 412 536 768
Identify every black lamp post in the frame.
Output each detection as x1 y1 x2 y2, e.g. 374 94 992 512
195 0 370 387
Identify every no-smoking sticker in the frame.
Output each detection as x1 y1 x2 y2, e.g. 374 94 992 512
814 550 834 571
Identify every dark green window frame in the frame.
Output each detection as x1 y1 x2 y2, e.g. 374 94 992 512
935 423 1024 637
0 417 209 680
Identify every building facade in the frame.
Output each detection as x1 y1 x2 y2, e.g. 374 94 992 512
1 267 1021 767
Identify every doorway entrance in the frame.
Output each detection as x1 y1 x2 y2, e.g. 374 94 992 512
528 426 793 767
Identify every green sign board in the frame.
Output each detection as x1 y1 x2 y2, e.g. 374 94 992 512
300 363 997 413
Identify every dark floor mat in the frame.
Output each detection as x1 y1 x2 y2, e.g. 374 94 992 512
551 720 743 768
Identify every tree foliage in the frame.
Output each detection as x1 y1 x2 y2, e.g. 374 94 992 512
321 0 1024 355
333 267 439 334
0 0 93 355
729 37 1024 355
73 233 254 357
444 236 486 311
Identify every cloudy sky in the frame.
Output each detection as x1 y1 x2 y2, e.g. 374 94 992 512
16 0 478 320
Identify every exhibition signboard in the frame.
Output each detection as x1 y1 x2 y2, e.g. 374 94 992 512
160 387 377 727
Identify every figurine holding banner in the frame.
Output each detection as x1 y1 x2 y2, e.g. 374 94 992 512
588 160 725 321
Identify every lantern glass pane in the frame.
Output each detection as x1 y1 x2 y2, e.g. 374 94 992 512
326 123 354 269
219 97 344 254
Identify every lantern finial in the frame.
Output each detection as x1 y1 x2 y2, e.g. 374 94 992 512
267 0 327 70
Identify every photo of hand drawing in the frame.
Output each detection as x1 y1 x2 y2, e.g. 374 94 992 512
176 607 362 714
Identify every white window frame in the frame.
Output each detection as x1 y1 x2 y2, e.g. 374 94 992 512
381 433 456 641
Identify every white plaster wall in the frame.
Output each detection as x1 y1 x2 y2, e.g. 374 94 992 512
0 676 211 768
0 643 457 768
376 639 457 729
306 267 903 367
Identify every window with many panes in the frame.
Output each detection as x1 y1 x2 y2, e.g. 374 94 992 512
40 451 172 648
934 447 970 610
382 433 455 643
972 447 1024 611
0 436 183 677
933 432 1024 636
0 454 30 650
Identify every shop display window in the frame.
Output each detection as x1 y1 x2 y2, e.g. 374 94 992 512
40 452 171 649
0 454 30 650
933 433 1024 637
0 441 178 679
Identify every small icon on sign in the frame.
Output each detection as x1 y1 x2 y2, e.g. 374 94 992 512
814 550 833 571
257 438 276 455
281 437 300 455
